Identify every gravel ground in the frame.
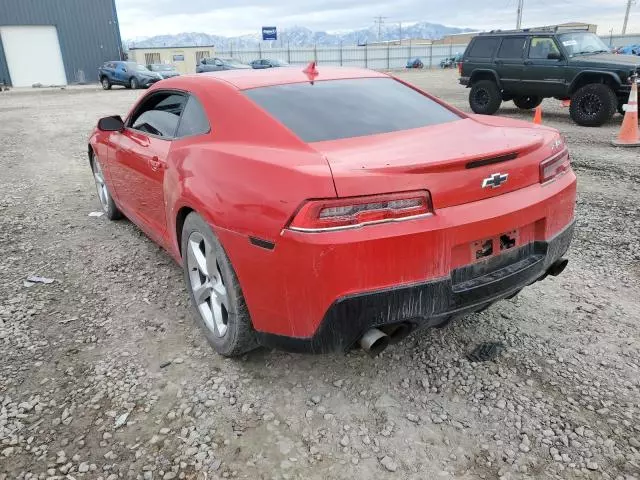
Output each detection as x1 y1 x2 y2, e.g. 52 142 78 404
1 70 639 480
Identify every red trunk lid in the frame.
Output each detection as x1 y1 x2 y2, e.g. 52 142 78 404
313 117 555 209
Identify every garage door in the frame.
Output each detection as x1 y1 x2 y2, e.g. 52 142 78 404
0 25 67 87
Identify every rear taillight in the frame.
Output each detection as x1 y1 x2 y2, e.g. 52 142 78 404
288 191 433 232
458 61 463 76
540 150 570 184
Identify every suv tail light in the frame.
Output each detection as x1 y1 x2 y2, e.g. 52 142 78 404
458 61 463 76
540 150 570 184
288 191 433 232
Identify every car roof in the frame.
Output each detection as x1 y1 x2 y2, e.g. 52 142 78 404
478 29 589 37
167 66 387 90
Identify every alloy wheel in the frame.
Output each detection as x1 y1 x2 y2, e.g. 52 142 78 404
92 159 109 212
186 232 229 337
474 89 489 107
579 93 602 118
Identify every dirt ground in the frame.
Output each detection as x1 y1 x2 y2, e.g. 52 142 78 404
1 70 639 480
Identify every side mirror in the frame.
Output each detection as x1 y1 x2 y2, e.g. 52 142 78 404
97 115 124 132
547 52 563 60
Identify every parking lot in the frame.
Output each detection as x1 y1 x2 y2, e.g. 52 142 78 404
1 69 640 480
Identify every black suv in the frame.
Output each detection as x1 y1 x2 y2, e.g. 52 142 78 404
459 28 640 126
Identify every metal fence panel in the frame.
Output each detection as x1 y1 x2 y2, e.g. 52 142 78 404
215 33 640 71
217 43 470 70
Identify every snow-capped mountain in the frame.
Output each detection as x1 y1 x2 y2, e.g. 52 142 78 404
126 23 475 49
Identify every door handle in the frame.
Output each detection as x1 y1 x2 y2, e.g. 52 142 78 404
494 60 503 65
148 156 163 171
524 60 533 65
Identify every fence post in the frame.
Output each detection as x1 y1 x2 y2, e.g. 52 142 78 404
340 42 343 66
449 42 453 57
387 42 390 70
429 43 433 69
314 44 317 63
365 44 368 68
258 43 262 59
230 41 233 57
408 40 411 64
287 42 291 64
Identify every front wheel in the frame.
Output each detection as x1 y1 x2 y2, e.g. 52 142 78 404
91 154 122 220
130 77 139 89
101 77 112 90
513 95 543 110
569 84 617 127
469 80 502 115
182 213 257 357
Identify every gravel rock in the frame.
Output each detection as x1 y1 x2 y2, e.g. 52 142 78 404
380 456 398 472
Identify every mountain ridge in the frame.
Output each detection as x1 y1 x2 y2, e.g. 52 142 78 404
126 23 477 49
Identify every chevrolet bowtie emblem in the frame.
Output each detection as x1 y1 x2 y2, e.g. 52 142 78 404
482 173 509 189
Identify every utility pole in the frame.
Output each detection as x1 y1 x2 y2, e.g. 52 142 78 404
374 16 388 41
399 21 402 43
622 0 636 35
516 0 524 29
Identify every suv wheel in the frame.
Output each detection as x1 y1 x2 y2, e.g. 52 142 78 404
469 80 502 115
513 95 543 110
569 84 617 127
100 77 112 90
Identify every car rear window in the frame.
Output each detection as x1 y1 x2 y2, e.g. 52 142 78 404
468 37 500 58
244 78 460 142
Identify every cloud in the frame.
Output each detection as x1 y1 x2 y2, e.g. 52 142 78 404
115 0 639 39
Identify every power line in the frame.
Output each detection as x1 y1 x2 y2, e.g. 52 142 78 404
622 0 636 35
373 16 388 41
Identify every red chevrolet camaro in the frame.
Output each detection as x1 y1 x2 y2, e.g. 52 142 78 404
89 65 576 357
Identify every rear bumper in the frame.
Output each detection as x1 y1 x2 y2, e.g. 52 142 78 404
217 171 577 353
255 221 574 353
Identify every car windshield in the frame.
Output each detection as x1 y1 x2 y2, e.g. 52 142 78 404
127 62 150 71
150 65 174 71
244 77 461 142
558 32 610 56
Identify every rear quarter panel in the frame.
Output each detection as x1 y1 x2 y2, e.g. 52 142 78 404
162 79 337 255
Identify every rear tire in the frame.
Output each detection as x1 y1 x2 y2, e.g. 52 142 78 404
513 95 543 110
469 80 502 115
100 77 112 90
130 77 138 89
569 83 617 127
181 213 257 357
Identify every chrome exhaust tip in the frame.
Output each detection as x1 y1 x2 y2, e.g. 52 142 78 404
359 328 390 357
381 323 412 345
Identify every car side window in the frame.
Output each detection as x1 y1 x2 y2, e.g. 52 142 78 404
497 37 526 58
129 92 188 138
176 95 211 138
467 37 500 58
528 37 561 59
214 59 223 66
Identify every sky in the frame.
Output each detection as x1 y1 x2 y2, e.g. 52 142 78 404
115 0 639 39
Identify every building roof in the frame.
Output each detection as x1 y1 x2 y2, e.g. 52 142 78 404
162 66 387 90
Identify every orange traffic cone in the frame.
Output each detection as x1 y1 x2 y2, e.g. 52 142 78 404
561 99 571 108
612 78 640 147
533 105 542 124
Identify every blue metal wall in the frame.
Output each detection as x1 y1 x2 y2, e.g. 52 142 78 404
0 0 122 85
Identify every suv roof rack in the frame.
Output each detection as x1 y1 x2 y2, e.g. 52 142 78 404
481 25 591 35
